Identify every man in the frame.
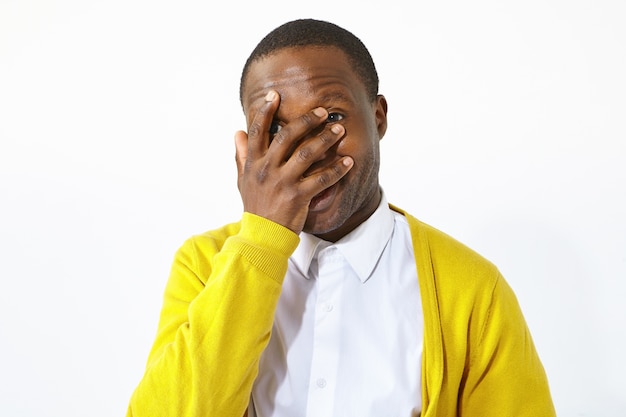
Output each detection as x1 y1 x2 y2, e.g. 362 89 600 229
127 19 555 416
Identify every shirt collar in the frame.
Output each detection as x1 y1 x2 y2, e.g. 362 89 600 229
291 190 395 283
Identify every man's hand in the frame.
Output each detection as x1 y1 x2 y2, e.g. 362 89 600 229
234 90 354 235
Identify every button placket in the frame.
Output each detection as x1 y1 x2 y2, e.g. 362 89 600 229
306 246 344 417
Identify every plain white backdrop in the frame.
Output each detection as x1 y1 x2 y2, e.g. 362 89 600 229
1 0 624 416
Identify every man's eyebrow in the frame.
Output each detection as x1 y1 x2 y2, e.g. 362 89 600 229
318 90 354 105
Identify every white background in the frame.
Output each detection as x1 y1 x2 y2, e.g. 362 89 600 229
1 1 624 416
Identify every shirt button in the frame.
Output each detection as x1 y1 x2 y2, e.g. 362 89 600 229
323 302 333 312
316 378 327 388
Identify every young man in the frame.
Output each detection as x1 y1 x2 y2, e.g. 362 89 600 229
127 19 555 416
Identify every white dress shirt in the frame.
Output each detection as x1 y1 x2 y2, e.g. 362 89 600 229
250 192 423 417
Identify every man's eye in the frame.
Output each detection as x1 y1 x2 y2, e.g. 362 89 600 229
269 121 282 135
326 113 344 123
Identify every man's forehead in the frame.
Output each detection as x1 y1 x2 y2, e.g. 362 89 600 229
242 46 359 109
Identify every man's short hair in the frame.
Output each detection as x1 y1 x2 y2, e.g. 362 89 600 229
239 19 379 104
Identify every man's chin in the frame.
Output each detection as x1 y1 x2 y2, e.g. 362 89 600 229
303 207 350 241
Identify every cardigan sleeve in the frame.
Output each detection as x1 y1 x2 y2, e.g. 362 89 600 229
458 275 556 416
126 213 299 417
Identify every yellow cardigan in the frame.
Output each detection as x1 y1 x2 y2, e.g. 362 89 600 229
127 206 555 416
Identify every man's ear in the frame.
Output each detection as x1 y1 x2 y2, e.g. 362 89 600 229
375 95 388 139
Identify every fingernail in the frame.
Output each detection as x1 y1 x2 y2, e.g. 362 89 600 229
343 157 353 167
265 90 277 102
331 124 343 134
313 107 326 117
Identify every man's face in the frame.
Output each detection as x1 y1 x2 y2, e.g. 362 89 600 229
241 46 387 241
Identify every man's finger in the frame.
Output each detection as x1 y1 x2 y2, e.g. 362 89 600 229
247 90 279 159
300 156 354 196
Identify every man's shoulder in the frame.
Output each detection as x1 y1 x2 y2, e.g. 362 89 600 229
390 204 500 281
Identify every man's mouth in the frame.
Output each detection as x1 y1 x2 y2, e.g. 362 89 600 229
309 182 340 212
